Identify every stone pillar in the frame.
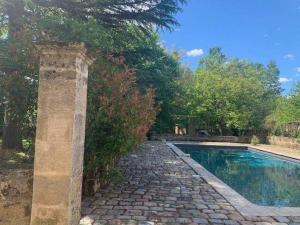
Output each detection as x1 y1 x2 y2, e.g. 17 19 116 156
30 43 91 225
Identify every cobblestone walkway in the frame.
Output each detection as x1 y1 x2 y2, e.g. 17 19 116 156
80 142 300 225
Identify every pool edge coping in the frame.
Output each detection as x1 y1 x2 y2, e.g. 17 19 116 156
166 142 300 217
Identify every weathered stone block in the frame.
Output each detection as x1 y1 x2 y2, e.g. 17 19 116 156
30 43 91 225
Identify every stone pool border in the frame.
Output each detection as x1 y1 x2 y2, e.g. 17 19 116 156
166 142 300 217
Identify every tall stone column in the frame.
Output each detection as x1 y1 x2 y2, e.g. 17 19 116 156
30 43 91 225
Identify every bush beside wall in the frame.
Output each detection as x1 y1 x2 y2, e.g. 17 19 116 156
267 136 300 149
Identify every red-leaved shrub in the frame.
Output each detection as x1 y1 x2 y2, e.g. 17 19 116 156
83 55 157 194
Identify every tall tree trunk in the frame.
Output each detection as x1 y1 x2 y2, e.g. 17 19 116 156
1 0 25 150
7 0 25 36
2 116 22 150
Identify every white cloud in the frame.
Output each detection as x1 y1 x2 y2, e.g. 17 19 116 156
284 54 295 60
186 49 204 57
297 67 300 73
279 77 291 83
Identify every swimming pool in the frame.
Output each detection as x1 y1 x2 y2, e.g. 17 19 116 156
176 144 300 207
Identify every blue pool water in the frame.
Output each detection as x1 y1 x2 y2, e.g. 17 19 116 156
176 144 300 207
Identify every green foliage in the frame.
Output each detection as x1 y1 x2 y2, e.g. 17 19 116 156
83 56 157 193
262 61 282 97
187 47 281 136
0 0 186 193
251 135 260 145
33 0 187 30
172 65 196 128
121 34 182 133
0 0 185 149
265 81 300 137
0 7 38 149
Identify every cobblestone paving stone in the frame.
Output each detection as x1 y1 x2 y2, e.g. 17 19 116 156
80 142 300 225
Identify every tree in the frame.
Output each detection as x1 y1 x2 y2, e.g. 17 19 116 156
0 0 38 149
0 0 190 193
189 47 279 136
172 65 194 129
265 81 300 137
263 61 282 96
196 47 226 71
120 33 182 133
84 55 157 193
0 0 187 149
33 0 187 29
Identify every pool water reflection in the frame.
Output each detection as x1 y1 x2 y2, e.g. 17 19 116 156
176 144 300 207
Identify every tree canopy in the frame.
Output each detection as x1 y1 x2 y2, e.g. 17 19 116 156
0 0 186 149
182 47 281 136
265 81 300 138
0 0 186 191
32 0 187 29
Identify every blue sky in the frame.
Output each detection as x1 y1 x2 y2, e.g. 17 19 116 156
159 0 300 94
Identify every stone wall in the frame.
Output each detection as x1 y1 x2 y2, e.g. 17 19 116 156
151 135 250 143
0 169 33 225
267 136 300 149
